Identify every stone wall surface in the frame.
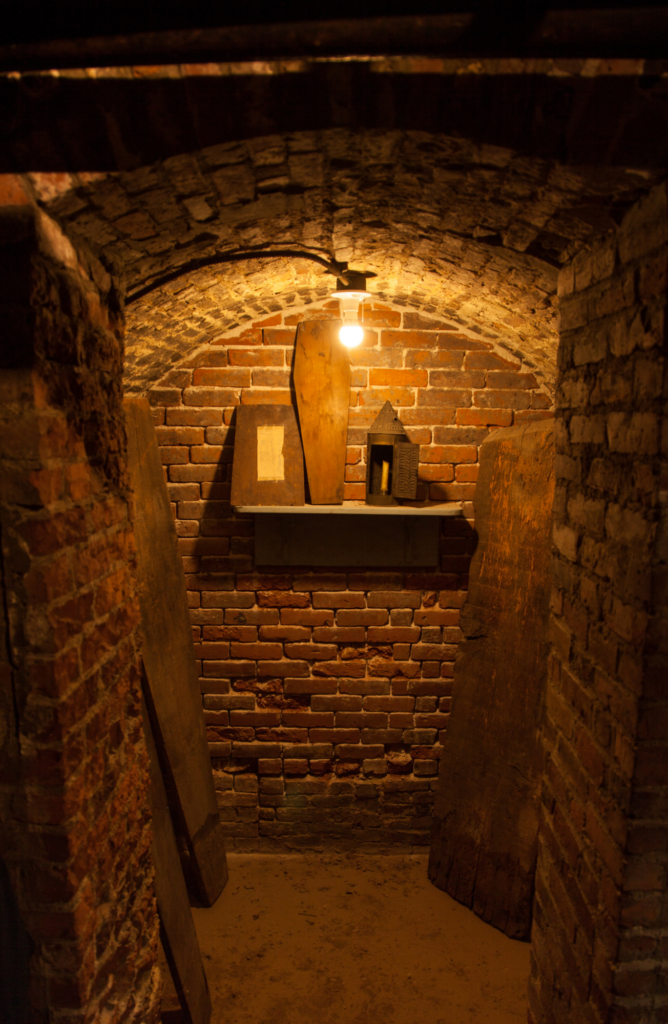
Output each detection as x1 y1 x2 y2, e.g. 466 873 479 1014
0 198 160 1024
147 298 553 850
528 184 668 1024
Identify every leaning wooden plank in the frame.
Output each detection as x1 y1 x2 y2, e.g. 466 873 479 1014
293 319 350 504
142 692 211 1024
125 397 227 907
428 420 555 940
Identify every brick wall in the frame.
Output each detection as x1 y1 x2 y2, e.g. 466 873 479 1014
147 298 553 850
0 192 160 1023
528 184 668 1023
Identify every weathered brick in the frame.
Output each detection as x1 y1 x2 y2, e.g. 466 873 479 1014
309 728 360 743
155 426 204 445
312 592 366 609
224 608 279 624
367 627 421 643
313 660 366 678
313 626 366 643
335 744 385 760
456 408 513 427
183 387 240 407
258 591 311 607
280 609 334 626
406 349 465 369
369 368 428 387
282 711 334 727
336 712 388 728
241 389 293 405
419 444 477 464
230 642 283 659
336 610 389 626
311 696 363 712
259 625 311 641
232 742 281 759
258 660 309 677
230 711 281 727
193 367 251 387
283 678 338 694
367 592 421 609
284 643 338 660
228 348 284 366
473 389 530 410
203 660 256 677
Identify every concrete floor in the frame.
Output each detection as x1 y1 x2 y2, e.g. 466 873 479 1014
189 854 530 1024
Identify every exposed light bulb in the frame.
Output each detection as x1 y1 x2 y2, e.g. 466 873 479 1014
332 282 371 349
339 323 364 348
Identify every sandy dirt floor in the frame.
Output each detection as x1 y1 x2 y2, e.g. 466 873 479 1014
190 853 530 1024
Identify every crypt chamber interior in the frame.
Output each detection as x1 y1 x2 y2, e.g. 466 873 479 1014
0 7 667 1024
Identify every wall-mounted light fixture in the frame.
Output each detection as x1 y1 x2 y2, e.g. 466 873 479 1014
332 271 371 349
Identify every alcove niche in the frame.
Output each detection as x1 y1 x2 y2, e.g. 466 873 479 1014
0 75 666 1024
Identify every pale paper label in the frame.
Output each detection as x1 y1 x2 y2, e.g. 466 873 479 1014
257 425 285 481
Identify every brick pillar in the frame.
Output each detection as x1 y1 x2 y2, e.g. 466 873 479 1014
0 182 161 1023
528 184 668 1023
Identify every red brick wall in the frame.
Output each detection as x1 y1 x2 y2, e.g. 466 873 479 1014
148 300 553 850
0 194 160 1023
528 184 668 1023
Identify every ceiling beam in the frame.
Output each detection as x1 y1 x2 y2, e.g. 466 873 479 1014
1 9 668 74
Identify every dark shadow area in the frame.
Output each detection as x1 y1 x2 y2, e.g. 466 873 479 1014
2 69 668 172
3 1 468 46
0 858 32 1024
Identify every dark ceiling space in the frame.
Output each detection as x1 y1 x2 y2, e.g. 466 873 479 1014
6 0 458 44
2 3 668 71
3 67 668 173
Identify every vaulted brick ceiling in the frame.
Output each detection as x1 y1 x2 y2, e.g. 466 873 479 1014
15 59 661 396
38 127 654 395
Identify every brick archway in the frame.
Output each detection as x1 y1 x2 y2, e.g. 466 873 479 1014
28 126 655 395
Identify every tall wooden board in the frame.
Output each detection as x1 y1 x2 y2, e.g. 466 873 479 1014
428 420 555 940
125 397 227 907
230 404 304 507
293 320 350 504
142 693 211 1024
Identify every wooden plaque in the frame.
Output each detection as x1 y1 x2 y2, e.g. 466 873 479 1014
125 397 228 908
230 404 304 507
293 320 351 505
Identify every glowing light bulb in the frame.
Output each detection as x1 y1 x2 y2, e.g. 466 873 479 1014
339 323 364 348
333 280 371 348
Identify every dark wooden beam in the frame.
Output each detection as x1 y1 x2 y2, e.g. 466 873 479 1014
1 8 668 73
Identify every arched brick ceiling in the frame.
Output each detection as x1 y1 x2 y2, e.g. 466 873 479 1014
37 127 656 395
